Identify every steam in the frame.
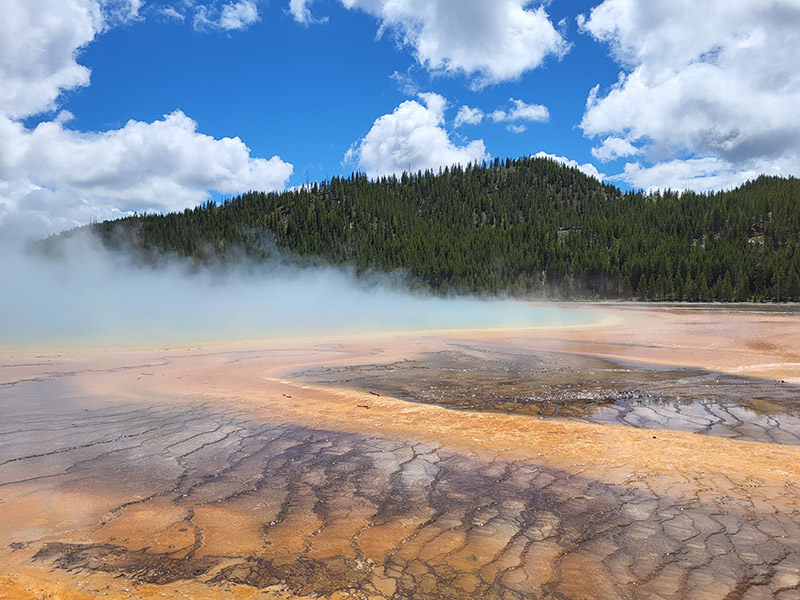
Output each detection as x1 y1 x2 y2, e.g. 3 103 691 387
0 232 589 349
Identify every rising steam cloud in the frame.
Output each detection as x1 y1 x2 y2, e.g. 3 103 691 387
0 232 589 349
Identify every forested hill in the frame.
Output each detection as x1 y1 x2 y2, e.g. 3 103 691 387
82 156 799 301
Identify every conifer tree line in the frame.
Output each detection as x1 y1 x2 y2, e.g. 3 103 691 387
82 156 800 301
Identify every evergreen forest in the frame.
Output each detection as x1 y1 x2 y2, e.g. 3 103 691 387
71 156 800 301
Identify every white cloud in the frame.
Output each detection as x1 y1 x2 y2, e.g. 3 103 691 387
0 0 258 121
453 98 549 133
289 0 312 23
289 0 327 24
0 0 290 239
490 98 549 124
0 0 103 119
157 6 186 21
533 151 605 181
296 0 568 86
219 0 260 29
614 157 790 193
590 135 640 162
389 70 420 95
344 93 488 178
579 0 800 188
0 112 293 239
454 106 484 128
194 0 260 31
101 0 144 25
55 110 76 124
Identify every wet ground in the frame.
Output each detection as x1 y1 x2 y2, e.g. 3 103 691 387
3 392 800 600
2 325 800 599
298 347 800 445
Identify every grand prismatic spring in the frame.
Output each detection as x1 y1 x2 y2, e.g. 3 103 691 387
2 304 800 600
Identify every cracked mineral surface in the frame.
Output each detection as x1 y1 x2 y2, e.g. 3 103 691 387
1 305 800 599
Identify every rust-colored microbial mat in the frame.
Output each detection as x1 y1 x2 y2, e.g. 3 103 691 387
1 305 800 599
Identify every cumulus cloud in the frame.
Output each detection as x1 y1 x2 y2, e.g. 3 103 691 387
219 0 260 29
615 158 773 193
454 106 484 128
1 0 145 103
453 98 548 133
194 0 260 30
0 112 292 239
0 0 291 239
289 0 312 23
534 151 604 181
344 93 488 177
0 0 103 119
490 98 549 124
293 0 568 86
579 0 800 189
590 136 641 162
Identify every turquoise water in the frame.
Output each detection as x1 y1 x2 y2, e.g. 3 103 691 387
2 286 593 349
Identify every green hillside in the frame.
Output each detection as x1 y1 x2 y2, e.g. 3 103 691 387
82 156 800 301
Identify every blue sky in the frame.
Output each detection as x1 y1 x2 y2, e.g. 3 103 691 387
2 0 800 239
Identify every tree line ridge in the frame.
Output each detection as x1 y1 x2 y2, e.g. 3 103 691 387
61 156 800 302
